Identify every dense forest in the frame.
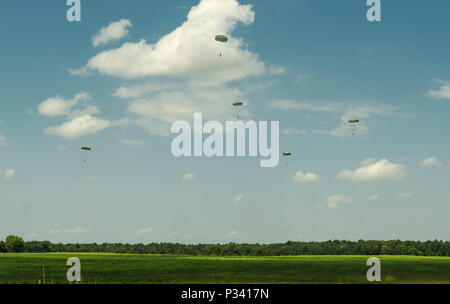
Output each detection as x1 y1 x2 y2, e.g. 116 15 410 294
1 236 449 256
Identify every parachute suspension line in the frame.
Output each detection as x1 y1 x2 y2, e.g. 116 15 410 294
215 35 228 58
348 118 360 137
233 100 243 120
81 146 92 166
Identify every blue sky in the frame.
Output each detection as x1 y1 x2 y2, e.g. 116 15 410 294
1 0 450 243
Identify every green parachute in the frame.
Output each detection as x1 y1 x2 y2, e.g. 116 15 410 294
348 118 360 136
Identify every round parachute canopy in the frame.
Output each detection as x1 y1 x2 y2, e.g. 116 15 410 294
81 146 92 151
233 101 243 107
215 35 228 43
348 118 360 123
283 152 292 156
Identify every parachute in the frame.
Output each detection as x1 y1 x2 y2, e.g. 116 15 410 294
233 101 243 119
81 146 91 163
348 118 360 136
283 152 292 167
215 35 228 43
215 35 228 57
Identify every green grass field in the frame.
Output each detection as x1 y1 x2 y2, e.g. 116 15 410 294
0 253 449 284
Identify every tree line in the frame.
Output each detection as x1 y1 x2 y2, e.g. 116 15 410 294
1 235 449 256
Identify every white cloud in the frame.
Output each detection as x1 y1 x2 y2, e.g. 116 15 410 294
4 169 16 180
233 194 244 203
226 230 240 237
38 92 90 117
44 115 111 139
81 0 265 85
270 100 339 112
271 101 405 137
113 81 182 99
39 92 111 139
26 232 38 239
428 80 450 100
398 192 412 199
128 86 247 136
268 66 286 75
119 138 149 146
57 145 67 151
295 74 309 84
0 133 8 147
369 194 380 201
360 158 377 167
50 227 91 234
338 159 407 182
66 227 91 234
282 127 307 135
182 173 196 181
292 171 320 183
420 157 442 167
68 67 91 76
92 19 132 47
325 195 351 209
137 228 153 235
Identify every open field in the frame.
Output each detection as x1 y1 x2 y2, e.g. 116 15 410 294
0 253 449 284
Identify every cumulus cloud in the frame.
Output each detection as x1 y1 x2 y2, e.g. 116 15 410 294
113 81 182 99
4 169 16 180
80 0 264 85
282 127 307 135
338 159 407 182
50 227 91 234
137 228 153 235
270 100 339 112
420 157 442 167
271 101 405 137
326 195 351 209
38 92 90 117
233 194 244 203
268 66 286 75
369 194 380 201
128 85 248 136
182 173 196 181
119 138 148 146
92 19 132 47
39 92 111 139
398 192 412 199
0 133 9 147
226 230 240 238
295 74 309 84
428 80 450 100
292 171 320 183
26 232 38 239
44 115 111 139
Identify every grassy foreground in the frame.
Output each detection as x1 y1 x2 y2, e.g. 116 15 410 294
0 253 449 284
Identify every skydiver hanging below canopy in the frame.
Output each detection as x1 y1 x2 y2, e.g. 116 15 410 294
283 151 292 167
348 118 360 136
215 35 228 57
81 146 91 163
233 100 243 119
